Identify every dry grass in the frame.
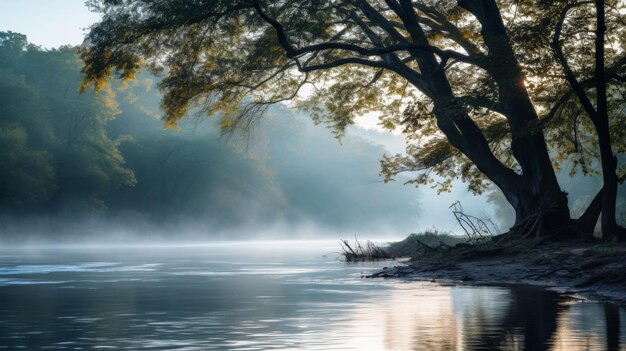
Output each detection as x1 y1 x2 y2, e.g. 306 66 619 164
386 230 468 258
339 237 393 261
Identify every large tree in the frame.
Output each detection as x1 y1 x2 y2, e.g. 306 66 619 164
81 0 626 238
551 0 625 239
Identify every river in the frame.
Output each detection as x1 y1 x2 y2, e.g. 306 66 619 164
0 241 623 350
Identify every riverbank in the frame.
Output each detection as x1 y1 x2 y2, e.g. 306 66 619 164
368 240 626 304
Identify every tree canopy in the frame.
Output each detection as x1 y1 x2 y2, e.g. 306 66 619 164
81 0 626 238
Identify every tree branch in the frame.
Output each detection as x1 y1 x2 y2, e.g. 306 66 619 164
289 42 474 66
347 8 433 96
296 57 389 72
454 95 506 115
411 2 483 56
551 1 598 121
251 0 475 81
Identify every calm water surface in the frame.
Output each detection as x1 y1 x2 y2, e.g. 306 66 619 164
0 241 624 350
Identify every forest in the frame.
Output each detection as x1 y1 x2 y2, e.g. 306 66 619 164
0 31 422 240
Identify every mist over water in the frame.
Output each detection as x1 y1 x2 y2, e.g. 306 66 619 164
0 242 623 350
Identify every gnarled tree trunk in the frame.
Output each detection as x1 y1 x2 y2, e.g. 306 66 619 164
455 0 571 234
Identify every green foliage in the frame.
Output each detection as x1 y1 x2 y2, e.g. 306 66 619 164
0 32 28 67
0 32 135 211
80 0 626 197
0 125 54 207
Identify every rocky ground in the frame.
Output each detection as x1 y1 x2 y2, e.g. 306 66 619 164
367 241 626 304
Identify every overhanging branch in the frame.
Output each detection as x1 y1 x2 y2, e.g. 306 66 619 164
251 0 475 66
551 1 598 121
296 57 389 72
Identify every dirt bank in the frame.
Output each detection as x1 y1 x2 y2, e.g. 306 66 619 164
367 241 626 304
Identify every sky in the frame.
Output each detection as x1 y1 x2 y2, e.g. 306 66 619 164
0 1 100 49
0 0 504 237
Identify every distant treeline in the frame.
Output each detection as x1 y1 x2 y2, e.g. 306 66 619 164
0 32 136 212
0 32 420 236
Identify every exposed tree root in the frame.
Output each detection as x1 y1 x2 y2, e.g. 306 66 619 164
449 201 497 245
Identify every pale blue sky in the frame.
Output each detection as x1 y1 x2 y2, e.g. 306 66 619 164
0 0 100 48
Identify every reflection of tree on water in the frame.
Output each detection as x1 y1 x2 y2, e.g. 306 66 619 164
605 304 621 351
455 286 565 350
498 286 567 351
454 285 624 351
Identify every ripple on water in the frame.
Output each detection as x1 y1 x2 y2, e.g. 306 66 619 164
169 267 326 276
0 262 163 275
0 246 623 350
0 278 68 286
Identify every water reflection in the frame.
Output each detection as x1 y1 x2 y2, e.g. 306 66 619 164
462 285 567 350
605 304 622 351
0 244 623 350
337 283 625 351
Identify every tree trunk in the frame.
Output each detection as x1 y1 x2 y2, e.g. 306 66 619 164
392 0 573 237
457 0 571 234
383 0 571 237
594 0 621 240
596 121 619 238
575 187 603 237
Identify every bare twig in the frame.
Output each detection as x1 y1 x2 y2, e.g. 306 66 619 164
449 201 497 245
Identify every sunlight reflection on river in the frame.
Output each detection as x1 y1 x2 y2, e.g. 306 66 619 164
0 241 623 350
